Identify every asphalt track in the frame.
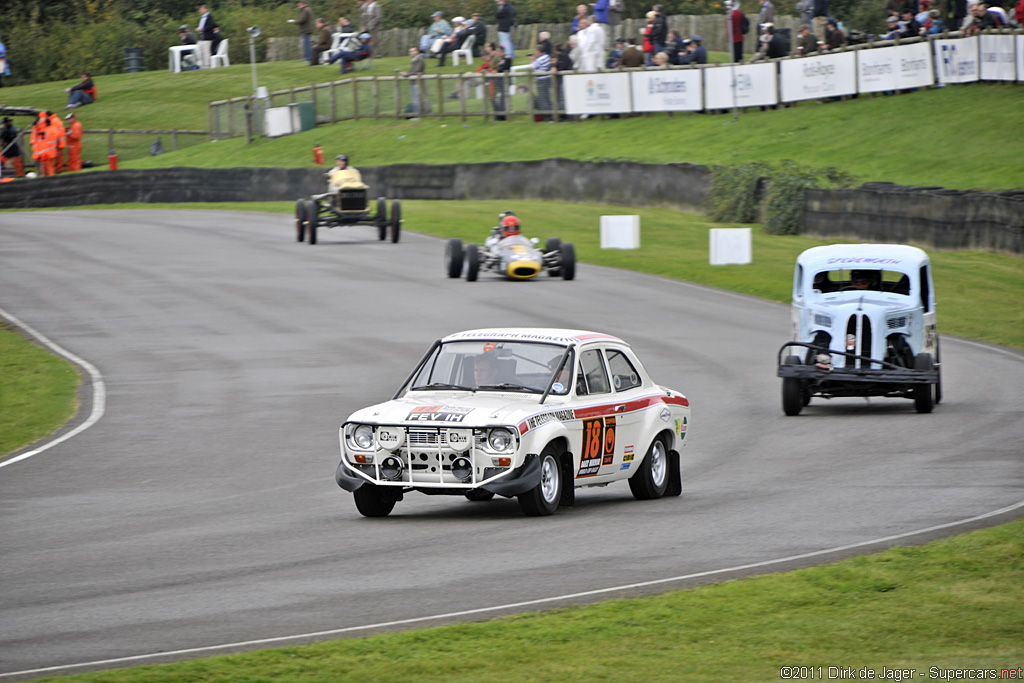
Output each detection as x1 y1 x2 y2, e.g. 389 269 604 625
1 210 1022 679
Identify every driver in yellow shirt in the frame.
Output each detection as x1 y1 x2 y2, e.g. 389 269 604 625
326 153 366 191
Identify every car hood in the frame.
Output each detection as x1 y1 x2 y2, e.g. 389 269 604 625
813 296 913 317
345 392 562 427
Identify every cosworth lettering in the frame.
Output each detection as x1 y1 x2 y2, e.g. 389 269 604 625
825 257 902 265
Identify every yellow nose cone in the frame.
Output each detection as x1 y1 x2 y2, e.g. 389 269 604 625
507 260 541 279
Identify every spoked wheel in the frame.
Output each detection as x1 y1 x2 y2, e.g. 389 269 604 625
306 199 319 245
628 436 669 501
518 447 562 516
295 199 307 242
446 238 464 278
465 489 495 502
390 200 401 243
913 352 935 414
781 355 805 416
353 484 398 518
545 237 562 276
560 242 576 281
376 197 388 241
465 243 479 282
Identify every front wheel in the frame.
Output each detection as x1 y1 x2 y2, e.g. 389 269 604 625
913 352 935 414
306 199 319 245
518 449 562 516
295 199 307 242
545 237 562 276
390 200 401 243
376 196 388 241
465 243 479 282
560 243 576 281
446 238 464 278
781 355 804 416
629 436 669 500
353 484 397 517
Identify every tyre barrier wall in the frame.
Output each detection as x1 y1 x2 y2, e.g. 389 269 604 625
1 164 1020 255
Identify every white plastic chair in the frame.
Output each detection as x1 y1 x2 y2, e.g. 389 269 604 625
210 39 230 68
452 35 476 66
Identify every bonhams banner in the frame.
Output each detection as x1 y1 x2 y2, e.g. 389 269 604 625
563 73 632 115
857 42 934 93
780 51 857 102
979 34 1016 81
934 36 979 84
631 70 703 111
704 63 778 110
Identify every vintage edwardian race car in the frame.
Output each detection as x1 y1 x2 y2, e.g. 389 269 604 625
335 328 691 517
444 213 576 281
777 244 941 415
294 187 401 245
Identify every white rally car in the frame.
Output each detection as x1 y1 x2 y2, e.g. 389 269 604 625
336 328 691 517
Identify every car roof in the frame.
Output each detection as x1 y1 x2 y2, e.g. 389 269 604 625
797 244 930 273
442 328 625 346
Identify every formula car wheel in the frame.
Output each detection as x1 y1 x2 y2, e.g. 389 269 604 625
295 199 307 242
934 338 943 404
782 355 804 416
390 200 401 243
629 435 669 500
518 447 562 516
376 197 387 241
913 352 935 414
353 484 397 518
465 489 495 502
560 243 576 281
465 243 479 282
446 238 464 278
545 237 562 275
306 200 319 245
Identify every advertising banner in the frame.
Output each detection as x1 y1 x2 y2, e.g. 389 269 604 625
780 51 857 102
704 62 778 110
631 69 703 112
979 34 1016 81
1018 35 1024 81
934 36 979 84
563 73 632 115
857 45 899 93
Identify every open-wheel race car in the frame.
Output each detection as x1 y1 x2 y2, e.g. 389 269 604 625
294 187 401 245
777 244 942 416
444 213 575 281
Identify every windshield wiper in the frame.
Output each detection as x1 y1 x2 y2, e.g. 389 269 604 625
477 383 543 394
412 382 475 391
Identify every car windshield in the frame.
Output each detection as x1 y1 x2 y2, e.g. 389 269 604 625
812 268 912 295
410 340 572 395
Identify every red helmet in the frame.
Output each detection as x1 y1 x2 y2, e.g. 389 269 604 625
500 215 520 235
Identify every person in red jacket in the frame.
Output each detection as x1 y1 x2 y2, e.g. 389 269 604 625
65 73 97 109
65 112 84 172
48 111 66 173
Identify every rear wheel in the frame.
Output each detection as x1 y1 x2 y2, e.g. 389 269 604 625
376 197 387 241
560 242 576 281
353 484 397 517
465 243 479 282
518 448 562 516
782 355 804 416
913 352 935 414
545 237 562 276
629 436 669 500
295 199 307 242
934 338 943 404
446 238 464 278
390 200 401 243
306 200 319 245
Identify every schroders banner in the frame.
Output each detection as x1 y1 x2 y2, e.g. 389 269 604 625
563 73 632 115
857 42 934 93
704 63 778 110
979 34 1016 81
933 36 979 84
631 70 703 111
780 51 857 102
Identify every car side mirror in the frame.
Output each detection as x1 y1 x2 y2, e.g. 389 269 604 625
530 237 539 246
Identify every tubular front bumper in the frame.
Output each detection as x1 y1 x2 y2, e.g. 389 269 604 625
777 342 938 384
335 454 542 497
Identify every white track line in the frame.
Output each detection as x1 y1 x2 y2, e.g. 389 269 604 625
3 498 1022 679
0 306 106 469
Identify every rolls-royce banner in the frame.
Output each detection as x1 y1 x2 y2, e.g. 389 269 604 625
780 51 857 102
704 63 778 110
934 36 979 84
979 34 1016 81
631 69 703 111
857 42 934 93
563 73 632 115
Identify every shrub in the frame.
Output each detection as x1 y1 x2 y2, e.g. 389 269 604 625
761 162 855 235
705 162 771 224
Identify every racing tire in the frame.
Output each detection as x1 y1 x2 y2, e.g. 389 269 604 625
376 197 388 241
446 238 464 278
518 447 562 516
306 200 319 245
913 352 935 414
465 489 495 502
934 338 942 405
295 199 307 243
560 243 576 281
545 237 562 275
465 243 479 282
390 200 401 243
628 435 670 501
353 484 397 518
782 355 804 416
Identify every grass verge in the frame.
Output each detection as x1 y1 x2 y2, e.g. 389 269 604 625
28 519 1024 682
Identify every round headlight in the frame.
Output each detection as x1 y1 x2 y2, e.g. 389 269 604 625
352 424 374 450
487 428 514 452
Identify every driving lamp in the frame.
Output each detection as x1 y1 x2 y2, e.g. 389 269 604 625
451 456 473 482
380 455 404 481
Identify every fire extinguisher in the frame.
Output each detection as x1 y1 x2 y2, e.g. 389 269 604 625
108 149 118 170
313 144 324 166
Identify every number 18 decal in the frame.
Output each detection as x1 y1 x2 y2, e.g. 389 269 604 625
578 415 616 477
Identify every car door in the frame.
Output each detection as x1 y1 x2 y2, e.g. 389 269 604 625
602 346 649 478
573 347 617 480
